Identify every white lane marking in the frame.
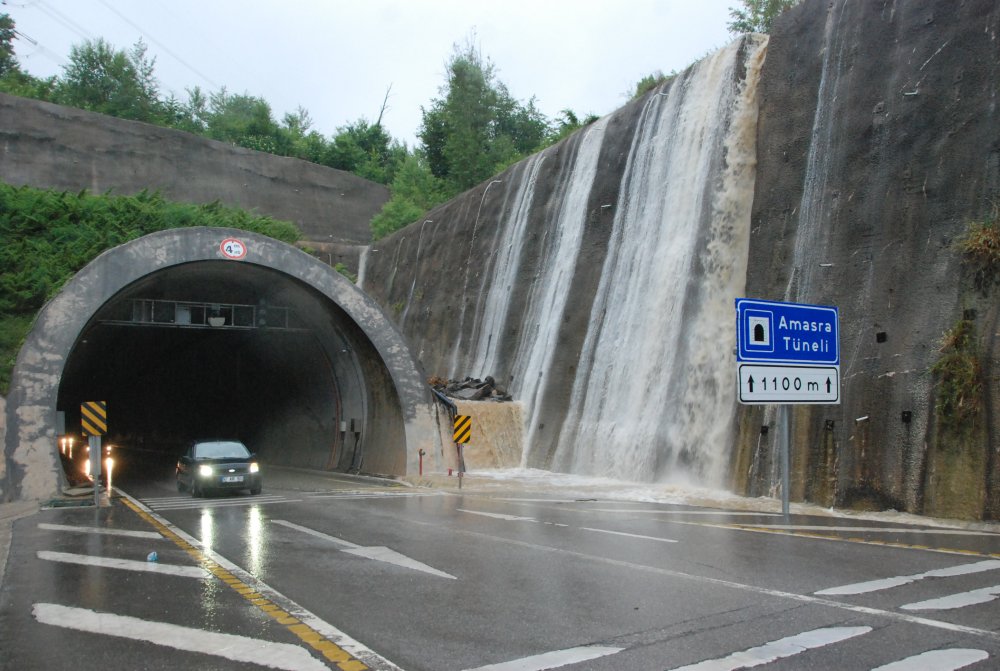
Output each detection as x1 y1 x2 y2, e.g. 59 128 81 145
745 525 999 536
871 648 990 670
273 519 456 579
580 527 678 543
38 523 162 539
121 492 404 671
458 509 538 522
462 645 624 671
37 550 209 579
666 626 872 671
404 518 1000 641
586 509 782 517
272 519 359 548
33 603 329 671
901 585 1000 611
816 560 1000 595
343 546 456 579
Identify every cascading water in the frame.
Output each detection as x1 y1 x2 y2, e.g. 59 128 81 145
468 154 547 375
456 35 767 487
508 117 610 448
539 35 768 486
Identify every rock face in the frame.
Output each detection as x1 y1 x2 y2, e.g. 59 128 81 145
0 93 388 246
737 0 1000 519
363 0 1000 519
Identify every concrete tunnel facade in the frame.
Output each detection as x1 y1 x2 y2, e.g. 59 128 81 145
2 227 442 502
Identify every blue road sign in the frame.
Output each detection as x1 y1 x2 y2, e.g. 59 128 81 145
736 298 839 365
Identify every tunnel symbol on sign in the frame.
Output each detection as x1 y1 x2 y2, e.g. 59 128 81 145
746 312 773 352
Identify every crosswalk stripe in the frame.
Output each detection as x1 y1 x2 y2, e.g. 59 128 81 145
37 550 209 578
143 496 298 510
816 560 1000 596
462 645 624 671
308 491 439 499
33 603 329 671
666 626 872 671
901 585 1000 611
38 523 162 539
870 648 990 670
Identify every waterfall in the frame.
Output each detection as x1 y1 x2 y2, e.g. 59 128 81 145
509 117 610 448
544 35 768 486
468 154 547 376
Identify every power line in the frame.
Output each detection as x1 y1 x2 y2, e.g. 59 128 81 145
35 0 92 42
97 0 219 90
12 27 67 68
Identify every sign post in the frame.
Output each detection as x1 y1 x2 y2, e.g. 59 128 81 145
453 415 471 489
81 401 107 507
736 299 840 518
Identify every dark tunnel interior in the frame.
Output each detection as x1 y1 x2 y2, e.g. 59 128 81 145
56 261 371 486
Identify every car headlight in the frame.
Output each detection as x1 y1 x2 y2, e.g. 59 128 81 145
198 464 214 477
249 462 260 474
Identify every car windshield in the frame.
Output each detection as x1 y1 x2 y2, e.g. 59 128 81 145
192 441 250 459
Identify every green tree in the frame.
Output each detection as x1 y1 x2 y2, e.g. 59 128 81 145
727 0 800 34
326 119 406 184
419 38 551 195
0 13 16 77
203 88 281 152
370 152 447 239
53 38 165 122
0 13 56 100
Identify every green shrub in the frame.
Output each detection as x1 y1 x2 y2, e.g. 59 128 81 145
960 213 1000 293
0 183 300 394
930 319 982 431
334 263 357 284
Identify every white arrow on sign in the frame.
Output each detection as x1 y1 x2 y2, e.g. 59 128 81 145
738 363 840 405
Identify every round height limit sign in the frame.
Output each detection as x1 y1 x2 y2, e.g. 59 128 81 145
735 298 840 405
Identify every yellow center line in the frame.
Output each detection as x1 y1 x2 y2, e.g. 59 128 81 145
121 497 368 670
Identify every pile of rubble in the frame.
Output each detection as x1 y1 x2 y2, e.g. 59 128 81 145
429 376 512 402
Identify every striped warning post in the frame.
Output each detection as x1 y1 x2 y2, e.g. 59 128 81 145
81 401 107 436
453 415 471 444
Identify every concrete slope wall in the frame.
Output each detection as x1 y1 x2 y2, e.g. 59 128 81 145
0 93 387 245
736 0 1000 519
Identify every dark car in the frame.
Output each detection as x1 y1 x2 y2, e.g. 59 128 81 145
176 440 262 496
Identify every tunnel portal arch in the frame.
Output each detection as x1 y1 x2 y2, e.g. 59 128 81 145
3 227 440 502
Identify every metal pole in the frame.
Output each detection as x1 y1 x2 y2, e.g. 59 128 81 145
779 405 790 519
89 435 102 507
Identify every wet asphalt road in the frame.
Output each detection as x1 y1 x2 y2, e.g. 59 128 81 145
3 451 1000 670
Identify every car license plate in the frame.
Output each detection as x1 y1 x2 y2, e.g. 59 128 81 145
222 475 244 483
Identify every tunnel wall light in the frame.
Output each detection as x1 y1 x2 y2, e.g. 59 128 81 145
901 410 912 424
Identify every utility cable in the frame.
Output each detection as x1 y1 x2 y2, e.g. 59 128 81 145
35 0 92 41
97 0 219 90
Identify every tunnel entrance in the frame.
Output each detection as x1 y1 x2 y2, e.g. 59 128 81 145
59 261 355 472
4 228 439 502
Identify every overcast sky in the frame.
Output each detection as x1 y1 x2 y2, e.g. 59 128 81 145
4 0 739 146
